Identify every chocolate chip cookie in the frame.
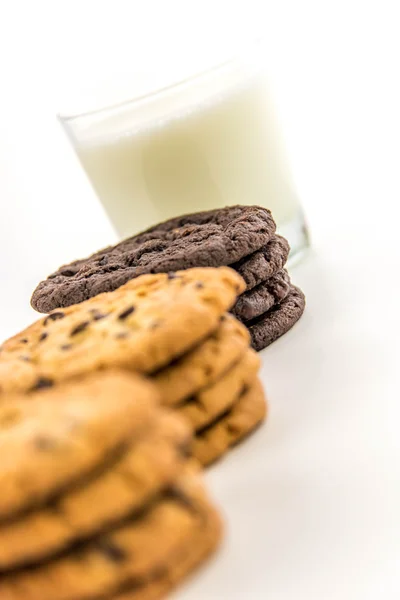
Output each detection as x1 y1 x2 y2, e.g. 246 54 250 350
112 500 221 600
0 268 245 394
0 411 191 570
177 349 260 432
31 206 275 313
0 371 157 520
1 470 222 600
193 378 267 466
153 314 250 406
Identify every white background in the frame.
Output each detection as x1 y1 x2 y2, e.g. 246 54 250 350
0 1 399 599
0 0 399 334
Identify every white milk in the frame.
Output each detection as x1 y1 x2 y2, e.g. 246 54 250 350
66 67 306 250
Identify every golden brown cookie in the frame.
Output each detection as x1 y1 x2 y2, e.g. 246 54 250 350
0 357 39 396
193 378 267 467
1 471 222 600
0 411 191 570
177 349 260 432
0 371 157 520
153 314 250 406
0 268 245 395
112 501 222 600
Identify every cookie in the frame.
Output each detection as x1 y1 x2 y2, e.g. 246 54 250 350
232 235 290 290
0 326 44 356
153 314 250 406
0 357 39 396
0 371 157 519
177 349 260 432
1 471 222 600
112 499 221 600
31 206 275 313
232 269 291 322
0 411 191 570
0 268 245 395
248 285 306 352
193 378 267 467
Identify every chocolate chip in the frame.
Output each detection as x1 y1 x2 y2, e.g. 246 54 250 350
167 487 198 515
220 315 226 322
115 332 129 339
96 540 127 563
31 377 54 391
151 565 168 582
204 365 213 377
20 338 28 344
89 309 108 321
167 272 177 279
178 440 192 459
39 332 48 342
43 312 65 326
34 436 55 450
94 313 107 321
118 306 135 320
195 282 204 289
47 498 62 514
60 344 72 351
60 268 77 277
70 321 90 336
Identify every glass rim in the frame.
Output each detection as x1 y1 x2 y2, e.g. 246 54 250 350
58 37 263 123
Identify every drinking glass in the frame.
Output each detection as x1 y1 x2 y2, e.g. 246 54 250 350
60 47 310 259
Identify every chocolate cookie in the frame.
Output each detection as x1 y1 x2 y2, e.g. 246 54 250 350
31 206 276 313
232 269 291 322
247 285 306 351
232 235 290 290
1 470 222 600
0 268 245 395
193 378 267 467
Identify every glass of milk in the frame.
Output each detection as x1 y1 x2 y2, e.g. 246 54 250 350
60 50 310 259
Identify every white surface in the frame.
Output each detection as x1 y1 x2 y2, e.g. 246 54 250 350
176 229 400 600
0 1 400 599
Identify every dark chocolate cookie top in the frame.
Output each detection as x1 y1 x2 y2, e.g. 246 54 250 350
31 206 276 313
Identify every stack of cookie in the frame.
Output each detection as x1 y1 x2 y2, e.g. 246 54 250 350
0 268 267 467
153 314 265 466
231 240 306 351
0 371 222 600
30 205 305 352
